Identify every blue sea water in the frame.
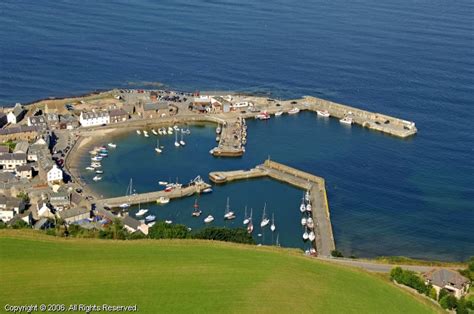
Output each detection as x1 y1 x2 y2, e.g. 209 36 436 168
0 0 473 260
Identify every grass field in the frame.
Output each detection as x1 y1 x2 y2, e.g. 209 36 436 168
0 230 440 313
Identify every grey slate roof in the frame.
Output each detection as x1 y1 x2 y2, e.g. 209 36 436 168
123 215 141 230
424 269 470 289
0 146 9 154
81 111 109 119
59 207 90 220
13 141 29 154
109 109 128 117
0 126 38 135
143 102 168 111
0 153 27 161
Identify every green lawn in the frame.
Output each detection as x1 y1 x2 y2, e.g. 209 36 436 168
0 231 440 313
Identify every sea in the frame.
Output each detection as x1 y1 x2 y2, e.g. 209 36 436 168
0 0 472 261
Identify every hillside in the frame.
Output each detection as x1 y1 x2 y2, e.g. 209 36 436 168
0 230 440 313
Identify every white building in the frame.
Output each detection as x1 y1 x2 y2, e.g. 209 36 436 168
7 103 26 124
79 111 110 127
36 201 54 219
47 164 63 184
0 195 25 222
0 153 27 171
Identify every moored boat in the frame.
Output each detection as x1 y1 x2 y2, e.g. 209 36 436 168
155 139 162 153
158 181 168 186
255 111 270 120
174 132 180 147
202 187 213 194
301 217 307 226
288 107 300 114
192 198 202 217
165 220 173 224
143 130 149 137
92 175 102 181
260 203 270 228
340 116 353 125
204 215 214 223
108 143 117 148
145 215 156 222
156 196 170 204
270 213 276 232
308 231 316 242
303 228 309 241
152 129 158 135
179 129 186 146
274 111 283 117
224 197 235 220
119 203 130 209
316 110 330 117
85 166 94 171
243 206 250 225
136 209 149 217
136 130 141 135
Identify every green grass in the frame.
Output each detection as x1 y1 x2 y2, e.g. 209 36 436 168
0 231 440 313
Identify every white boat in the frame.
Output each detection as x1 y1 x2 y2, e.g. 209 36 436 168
192 199 202 217
270 213 276 232
247 220 254 234
99 152 108 157
136 130 141 135
274 111 283 117
173 125 179 131
174 132 180 147
143 130 149 137
179 130 186 146
202 187 213 193
108 143 117 148
145 215 156 222
301 217 307 226
165 220 173 224
288 107 300 114
307 217 314 229
224 197 235 220
306 203 312 212
158 181 168 186
340 116 353 125
303 228 309 241
305 191 310 202
317 110 330 117
216 125 221 134
92 175 102 181
260 203 270 228
183 128 191 135
91 163 101 168
300 202 306 213
243 207 250 225
147 221 156 227
167 127 173 135
308 231 316 242
155 139 162 153
156 196 170 204
136 209 149 217
85 166 94 171
152 129 158 135
204 215 214 223
91 156 102 162
255 112 270 120
95 170 104 174
119 203 130 209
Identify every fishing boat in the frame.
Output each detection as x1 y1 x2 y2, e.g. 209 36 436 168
288 107 300 114
152 129 158 135
92 175 102 181
192 198 202 217
85 166 94 171
243 206 250 225
156 196 170 204
143 130 149 137
316 110 330 117
145 215 156 222
308 231 316 242
274 111 283 117
223 197 235 220
108 143 117 148
204 215 214 223
202 187 213 194
307 217 314 229
339 116 353 125
174 132 180 147
95 170 104 174
136 130 141 135
255 111 270 120
303 228 309 241
301 217 307 226
158 181 168 186
136 209 149 217
179 130 186 146
270 213 276 232
167 127 173 134
155 139 162 153
165 220 173 224
260 203 270 228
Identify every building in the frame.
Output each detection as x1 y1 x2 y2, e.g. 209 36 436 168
15 165 33 179
138 103 169 119
49 189 70 211
0 126 39 142
423 268 470 299
45 113 60 129
0 146 9 155
109 109 129 123
36 200 54 219
0 195 25 222
13 141 29 154
211 96 232 113
79 111 110 127
27 115 48 130
7 103 26 124
0 153 27 171
123 215 149 235
59 114 79 130
47 164 63 184
0 113 7 128
59 207 90 224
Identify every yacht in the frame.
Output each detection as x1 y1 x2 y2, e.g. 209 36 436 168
143 130 149 137
316 110 330 117
288 107 300 114
308 231 316 242
85 166 94 171
136 209 149 217
243 207 250 225
274 111 283 117
151 129 158 135
301 217 307 226
339 116 353 125
107 143 117 148
158 181 168 186
270 213 276 232
192 199 202 217
156 196 170 204
119 203 130 209
224 197 235 220
174 132 180 147
305 190 310 202
173 125 179 131
167 127 173 134
204 215 214 223
183 128 191 135
260 203 270 228
92 175 102 181
179 130 186 146
155 139 162 153
95 170 104 174
307 217 314 229
303 228 309 241
145 215 156 222
136 130 141 135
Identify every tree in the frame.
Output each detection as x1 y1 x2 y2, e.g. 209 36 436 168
16 192 30 205
148 222 190 239
439 294 456 310
428 287 437 300
330 250 344 258
11 220 29 229
390 267 403 282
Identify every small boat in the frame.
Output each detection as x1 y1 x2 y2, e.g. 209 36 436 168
151 129 158 135
224 197 235 220
91 163 101 168
165 220 173 224
301 217 307 226
92 175 102 181
173 125 179 131
307 217 314 229
136 209 149 217
192 198 202 217
95 170 104 174
247 220 254 234
147 221 156 227
306 203 312 212
145 215 156 222
119 203 130 209
179 130 186 146
215 135 220 142
91 156 102 162
174 132 180 147
317 110 330 117
303 228 309 241
143 130 149 137
260 203 270 228
99 152 108 157
108 143 117 148
300 195 306 212
136 130 141 135
308 231 316 242
243 206 250 225
85 166 94 171
255 111 270 120
158 181 168 186
270 213 276 232
204 215 214 223
155 139 162 153
340 116 353 125
183 128 191 135
202 187 213 194
167 127 173 134
157 196 170 204
216 125 221 134
274 111 283 117
305 190 310 202
288 107 300 114
158 128 163 135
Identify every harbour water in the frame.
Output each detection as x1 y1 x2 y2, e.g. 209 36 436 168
1 0 473 260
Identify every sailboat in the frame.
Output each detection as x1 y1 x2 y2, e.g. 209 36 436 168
143 130 149 137
136 202 149 217
204 215 214 223
136 130 141 135
119 178 133 208
152 129 158 135
300 195 306 212
224 197 235 220
155 139 162 153
247 216 254 234
301 216 307 226
270 213 276 232
260 203 270 228
303 227 309 241
174 131 180 147
167 127 173 134
308 231 316 242
243 206 250 225
192 198 202 217
275 233 280 246
179 129 186 146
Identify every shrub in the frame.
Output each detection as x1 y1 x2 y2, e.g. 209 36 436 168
428 287 437 300
193 227 255 244
439 294 457 310
11 220 29 229
148 222 190 239
390 267 429 295
331 250 344 258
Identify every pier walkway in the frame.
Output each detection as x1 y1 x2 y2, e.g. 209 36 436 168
96 181 211 208
209 160 336 257
211 117 246 157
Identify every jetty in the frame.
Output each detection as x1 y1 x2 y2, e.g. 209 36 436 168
96 180 211 208
211 117 246 157
209 160 336 257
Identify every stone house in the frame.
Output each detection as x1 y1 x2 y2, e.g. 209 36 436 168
0 126 39 142
36 200 54 219
123 215 149 235
423 268 471 299
137 102 170 119
15 165 33 179
27 116 48 130
109 109 129 123
59 207 90 224
0 195 25 222
0 153 27 171
7 103 26 124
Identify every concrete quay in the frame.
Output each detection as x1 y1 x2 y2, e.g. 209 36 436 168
211 117 246 157
209 159 336 257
